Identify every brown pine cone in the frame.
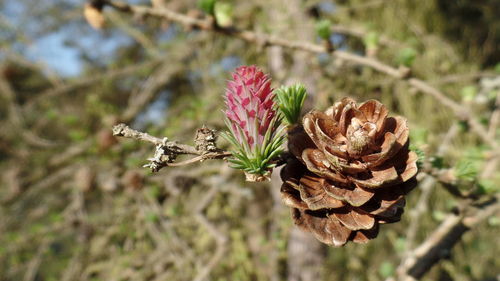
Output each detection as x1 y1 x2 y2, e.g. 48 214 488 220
281 98 418 246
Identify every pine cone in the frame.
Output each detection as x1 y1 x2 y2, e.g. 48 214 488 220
281 98 418 246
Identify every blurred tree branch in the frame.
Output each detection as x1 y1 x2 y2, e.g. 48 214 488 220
102 0 498 150
396 194 500 281
330 24 405 48
0 69 59 148
24 59 161 110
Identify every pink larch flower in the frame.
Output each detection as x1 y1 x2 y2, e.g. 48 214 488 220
223 65 284 180
225 66 277 147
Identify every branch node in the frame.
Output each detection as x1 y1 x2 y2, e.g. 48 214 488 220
144 142 177 172
398 66 412 79
112 123 128 137
195 126 219 153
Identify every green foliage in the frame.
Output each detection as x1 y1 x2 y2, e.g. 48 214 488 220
432 210 447 222
165 203 182 217
409 128 426 169
430 156 445 169
454 160 479 182
460 85 477 102
478 179 499 195
147 184 162 199
315 19 332 40
379 261 395 278
409 127 428 146
62 114 80 126
394 237 407 253
222 117 285 176
125 155 145 169
85 93 118 118
45 109 58 120
413 147 425 169
68 129 87 141
488 216 500 226
457 120 469 132
198 0 216 15
487 89 498 100
395 47 417 67
494 62 500 73
214 2 233 27
275 84 308 125
145 211 159 223
454 146 486 182
363 31 379 49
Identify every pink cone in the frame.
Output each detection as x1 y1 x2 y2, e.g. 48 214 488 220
224 65 277 149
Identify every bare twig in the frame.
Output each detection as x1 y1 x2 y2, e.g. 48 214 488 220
418 167 476 200
431 72 498 85
404 176 435 250
1 47 63 87
60 250 85 281
102 0 498 149
398 123 467 279
330 24 404 48
0 73 58 148
49 140 93 167
140 191 196 260
120 61 182 123
112 123 196 152
112 123 230 172
3 164 79 205
335 0 387 12
107 11 162 57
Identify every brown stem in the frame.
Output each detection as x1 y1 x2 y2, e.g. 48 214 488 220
112 124 230 172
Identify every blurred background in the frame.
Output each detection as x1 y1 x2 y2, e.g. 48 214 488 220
0 0 499 280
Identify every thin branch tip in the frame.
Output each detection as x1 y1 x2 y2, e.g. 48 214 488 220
112 123 230 172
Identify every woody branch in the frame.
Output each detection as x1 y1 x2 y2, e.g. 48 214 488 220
112 123 230 171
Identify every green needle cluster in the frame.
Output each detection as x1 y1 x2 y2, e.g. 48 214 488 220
276 84 308 125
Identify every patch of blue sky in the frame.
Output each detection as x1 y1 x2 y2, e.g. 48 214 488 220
25 32 83 76
2 1 24 24
209 55 242 76
220 56 241 71
318 1 336 14
133 90 171 128
23 25 135 77
157 24 178 43
330 34 346 46
77 29 134 62
3 0 138 77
